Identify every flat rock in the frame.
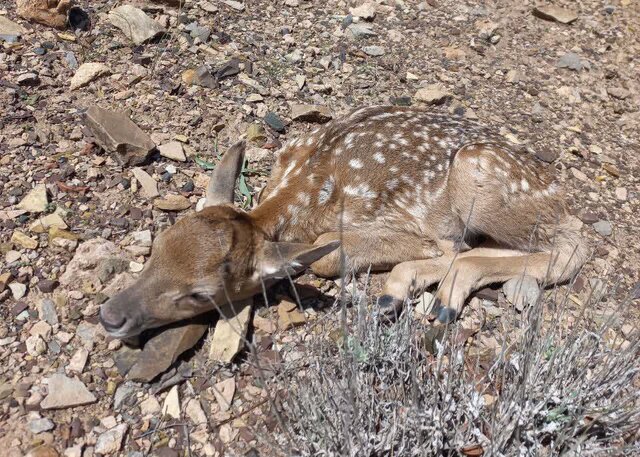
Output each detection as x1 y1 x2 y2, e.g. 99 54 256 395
17 0 71 29
503 275 540 311
70 63 110 90
18 183 48 213
25 446 59 457
533 5 578 24
38 299 59 324
153 194 191 211
346 23 377 39
59 238 122 286
128 319 209 382
290 104 333 123
30 213 68 233
350 3 376 21
109 5 165 45
414 84 451 105
95 423 128 455
277 302 306 330
185 398 208 425
11 230 38 249
41 374 97 409
264 112 286 133
67 347 89 373
212 378 235 412
182 66 217 89
162 385 180 419
208 299 252 363
9 282 28 299
220 0 245 11
139 395 161 415
556 52 588 71
158 141 186 161
29 417 55 434
0 15 26 43
85 106 156 166
131 167 159 199
593 220 612 237
363 45 385 56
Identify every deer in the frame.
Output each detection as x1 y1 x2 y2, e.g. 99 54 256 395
99 105 588 338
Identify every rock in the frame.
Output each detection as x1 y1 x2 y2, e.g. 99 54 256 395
208 299 252 363
570 167 589 182
95 423 128 455
9 282 27 299
219 423 238 443
290 104 332 123
109 5 165 45
220 0 245 11
162 385 180 419
30 417 55 434
132 168 159 199
11 230 38 249
363 45 385 56
30 320 52 339
64 445 82 457
264 112 286 133
186 398 208 425
615 187 628 201
30 213 68 233
139 395 161 415
593 220 612 237
533 5 578 24
26 335 47 356
41 374 96 409
18 183 48 213
159 141 186 162
113 383 136 410
70 63 110 90
212 378 235 412
414 291 436 315
38 278 59 294
38 298 59 324
0 15 26 43
131 230 153 247
25 446 59 457
128 319 209 382
17 0 71 29
183 65 217 88
67 347 89 373
503 275 540 311
246 124 267 143
414 84 451 105
153 194 191 211
85 106 156 166
556 53 588 71
607 87 630 100
346 23 377 39
253 314 277 333
17 72 40 86
350 3 376 21
277 300 306 330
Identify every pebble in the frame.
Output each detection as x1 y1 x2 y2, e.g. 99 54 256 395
29 417 55 434
213 378 236 412
18 184 48 213
533 5 578 24
186 398 208 425
159 141 186 162
153 194 191 211
615 187 628 201
67 348 89 373
346 23 377 39
414 84 451 105
70 62 110 90
593 220 612 237
132 168 159 199
26 335 47 356
363 45 385 56
38 280 59 294
163 386 181 419
5 250 21 263
556 53 588 71
350 3 376 21
9 282 27 299
221 0 245 11
264 112 286 132
0 15 26 43
41 374 96 409
109 5 165 45
290 104 332 123
95 423 128 455
140 396 161 416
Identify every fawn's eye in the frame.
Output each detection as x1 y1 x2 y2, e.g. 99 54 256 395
190 292 211 302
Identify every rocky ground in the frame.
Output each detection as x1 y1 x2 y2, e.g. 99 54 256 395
0 0 639 456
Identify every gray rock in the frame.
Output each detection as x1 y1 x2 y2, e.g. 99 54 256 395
75 322 97 348
593 220 612 237
97 257 130 284
556 53 589 71
0 15 26 43
113 382 137 410
41 374 97 409
109 5 166 45
220 0 245 11
95 423 128 455
503 275 540 311
363 45 385 56
38 299 59 325
263 112 286 133
29 417 55 434
84 106 156 167
346 23 377 39
533 5 578 24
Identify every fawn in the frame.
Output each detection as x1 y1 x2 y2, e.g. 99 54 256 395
100 106 587 338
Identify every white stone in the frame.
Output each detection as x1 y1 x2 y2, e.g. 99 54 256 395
18 184 48 213
70 63 110 90
132 168 159 199
41 374 97 409
159 141 186 162
186 398 208 426
67 348 89 373
9 282 27 299
140 396 161 416
95 423 128 455
162 386 180 419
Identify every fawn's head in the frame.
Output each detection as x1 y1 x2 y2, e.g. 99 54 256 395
99 141 339 338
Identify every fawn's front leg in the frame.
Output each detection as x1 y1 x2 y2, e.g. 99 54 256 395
310 231 440 278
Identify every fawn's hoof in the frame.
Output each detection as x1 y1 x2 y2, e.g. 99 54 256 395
432 298 458 324
376 294 404 321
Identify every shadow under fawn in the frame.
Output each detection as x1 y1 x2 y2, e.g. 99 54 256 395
100 105 588 338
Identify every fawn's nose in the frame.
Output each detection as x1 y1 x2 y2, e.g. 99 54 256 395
99 306 127 333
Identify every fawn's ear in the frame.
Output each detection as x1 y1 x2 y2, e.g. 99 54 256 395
205 140 246 207
258 240 340 279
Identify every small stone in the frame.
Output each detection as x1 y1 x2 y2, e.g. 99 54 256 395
30 213 68 233
64 445 82 457
18 183 48 213
503 276 540 311
291 104 333 123
363 45 385 56
26 335 46 356
70 63 110 90
9 282 27 299
186 398 208 425
113 383 136 410
132 230 153 247
0 15 26 43
163 386 181 419
607 87 630 100
159 141 186 162
132 168 159 199
95 423 128 455
219 423 238 443
533 5 578 24
38 280 59 294
17 72 40 86
208 300 252 363
277 301 306 330
30 417 55 434
26 446 59 457
186 65 217 88
414 291 436 315
414 84 451 105
5 250 20 263
41 374 97 409
615 187 628 201
153 194 191 211
67 348 89 373
129 261 144 273
556 53 588 71
345 23 377 39
247 124 267 143
109 5 165 45
17 0 71 29
593 220 612 237
264 112 286 133
212 378 235 412
11 230 38 249
253 314 277 334
570 167 589 182
220 0 245 11
30 320 52 339
350 3 376 21
139 396 161 415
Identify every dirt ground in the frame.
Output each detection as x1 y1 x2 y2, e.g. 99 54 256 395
0 0 638 456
